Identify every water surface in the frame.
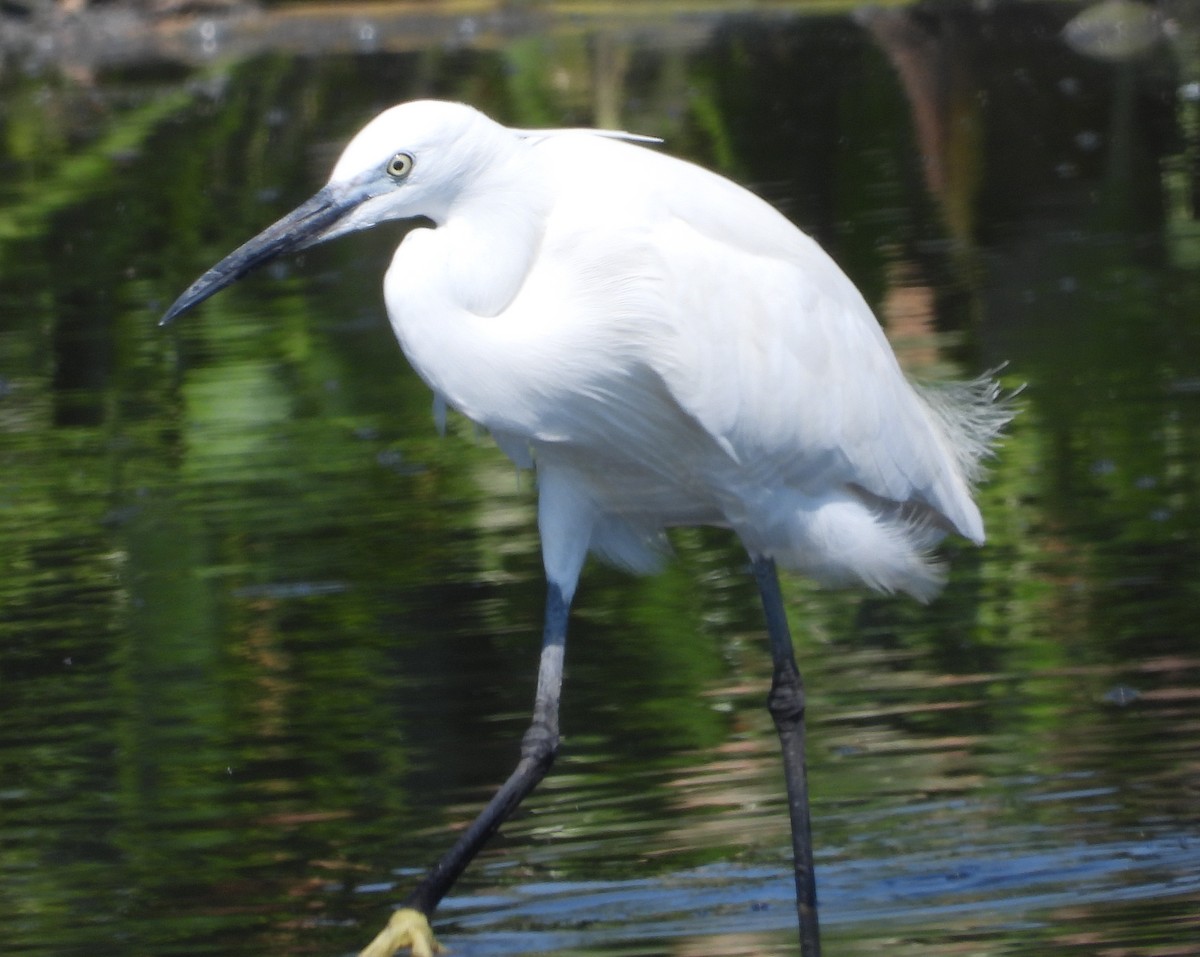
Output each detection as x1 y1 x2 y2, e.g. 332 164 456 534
2 3 1199 956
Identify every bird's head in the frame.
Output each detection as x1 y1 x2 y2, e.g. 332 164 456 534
159 100 506 325
160 100 659 326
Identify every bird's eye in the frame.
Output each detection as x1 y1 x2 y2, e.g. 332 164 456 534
386 152 415 179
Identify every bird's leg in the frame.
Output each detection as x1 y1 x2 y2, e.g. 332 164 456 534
359 583 571 957
752 556 821 957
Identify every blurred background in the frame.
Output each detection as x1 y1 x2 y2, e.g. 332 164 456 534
2 1 1199 955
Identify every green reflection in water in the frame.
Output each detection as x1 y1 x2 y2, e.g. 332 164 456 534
2 5 1199 957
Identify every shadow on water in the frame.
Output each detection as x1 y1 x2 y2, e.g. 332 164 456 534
2 2 1200 956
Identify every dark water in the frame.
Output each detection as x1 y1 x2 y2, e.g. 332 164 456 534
2 3 1199 956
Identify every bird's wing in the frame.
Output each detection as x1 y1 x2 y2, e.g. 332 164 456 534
628 148 984 540
528 133 984 541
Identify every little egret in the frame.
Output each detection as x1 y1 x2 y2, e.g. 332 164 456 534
162 99 1011 957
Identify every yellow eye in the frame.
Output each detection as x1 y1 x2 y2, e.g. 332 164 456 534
386 152 414 179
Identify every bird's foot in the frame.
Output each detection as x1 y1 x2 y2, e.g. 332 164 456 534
359 908 445 957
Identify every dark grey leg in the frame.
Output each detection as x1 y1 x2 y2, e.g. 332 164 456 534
752 556 821 957
360 583 570 957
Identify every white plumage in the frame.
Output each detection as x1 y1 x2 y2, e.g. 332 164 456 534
335 100 1007 602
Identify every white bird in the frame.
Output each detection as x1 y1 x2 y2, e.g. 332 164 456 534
162 99 1011 957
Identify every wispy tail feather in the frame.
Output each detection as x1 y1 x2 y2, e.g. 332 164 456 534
915 367 1019 488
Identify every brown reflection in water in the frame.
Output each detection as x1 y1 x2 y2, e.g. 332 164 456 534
880 257 941 374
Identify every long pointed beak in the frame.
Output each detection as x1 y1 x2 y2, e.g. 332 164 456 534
160 185 352 326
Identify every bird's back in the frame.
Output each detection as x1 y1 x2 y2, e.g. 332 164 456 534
518 132 1010 600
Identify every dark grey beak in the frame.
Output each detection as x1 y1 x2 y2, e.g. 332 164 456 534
160 185 351 326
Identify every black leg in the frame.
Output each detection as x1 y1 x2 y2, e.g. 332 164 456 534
752 556 821 957
360 583 571 957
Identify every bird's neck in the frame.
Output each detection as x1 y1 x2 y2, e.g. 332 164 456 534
437 157 552 318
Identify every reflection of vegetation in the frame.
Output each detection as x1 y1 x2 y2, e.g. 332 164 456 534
0 83 192 243
2 6 1199 956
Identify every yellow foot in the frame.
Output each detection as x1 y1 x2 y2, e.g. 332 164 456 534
359 908 445 957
